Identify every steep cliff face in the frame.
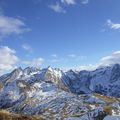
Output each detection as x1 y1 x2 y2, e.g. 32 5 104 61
0 67 23 84
89 64 120 97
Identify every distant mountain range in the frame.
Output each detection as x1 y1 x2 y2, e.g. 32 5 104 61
0 64 120 119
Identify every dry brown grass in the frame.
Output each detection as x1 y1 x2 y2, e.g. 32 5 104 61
0 83 4 90
0 110 44 120
103 106 112 115
93 93 119 104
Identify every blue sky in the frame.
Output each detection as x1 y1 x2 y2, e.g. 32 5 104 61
0 0 120 73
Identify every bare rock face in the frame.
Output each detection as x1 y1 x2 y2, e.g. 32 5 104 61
110 64 120 83
0 67 23 85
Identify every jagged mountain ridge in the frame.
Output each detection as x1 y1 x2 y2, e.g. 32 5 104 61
1 64 120 97
0 64 120 119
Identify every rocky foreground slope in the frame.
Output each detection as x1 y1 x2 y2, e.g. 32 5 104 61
0 64 120 119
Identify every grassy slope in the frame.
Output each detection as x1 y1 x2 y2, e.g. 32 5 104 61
0 110 44 120
93 93 120 104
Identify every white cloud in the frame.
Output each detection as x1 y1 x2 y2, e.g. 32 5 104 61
49 2 66 13
68 54 87 60
23 58 44 68
81 0 89 4
100 51 120 66
49 0 89 13
0 46 19 73
0 15 30 36
106 19 120 30
77 51 120 71
61 0 76 5
22 43 33 52
51 54 58 58
77 64 99 71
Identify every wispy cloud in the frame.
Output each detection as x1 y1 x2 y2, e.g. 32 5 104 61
49 0 89 13
23 58 44 68
0 15 30 36
51 54 58 58
106 19 120 30
50 54 59 63
61 0 76 5
49 54 87 64
76 51 120 71
77 64 99 71
100 51 120 66
68 54 87 60
49 2 66 13
61 0 89 5
0 46 19 73
81 0 89 4
22 43 33 53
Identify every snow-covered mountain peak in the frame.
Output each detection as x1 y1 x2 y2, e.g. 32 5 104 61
1 63 120 96
46 66 53 71
23 66 40 75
